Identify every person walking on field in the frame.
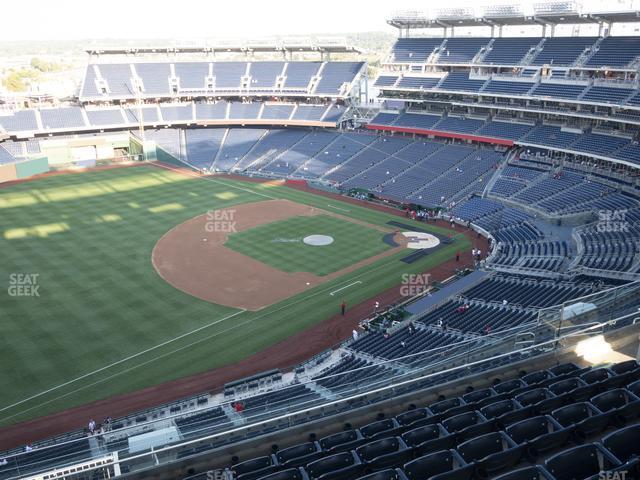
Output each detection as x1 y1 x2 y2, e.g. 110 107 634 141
456 251 460 262
340 301 346 316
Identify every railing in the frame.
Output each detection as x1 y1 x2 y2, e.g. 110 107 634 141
10 302 639 480
3 221 639 476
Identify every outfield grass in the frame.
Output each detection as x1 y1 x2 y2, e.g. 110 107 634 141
0 165 469 425
225 214 391 276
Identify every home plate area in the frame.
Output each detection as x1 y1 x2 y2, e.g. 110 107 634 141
402 231 441 249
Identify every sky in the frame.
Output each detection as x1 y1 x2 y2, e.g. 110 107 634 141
0 0 637 41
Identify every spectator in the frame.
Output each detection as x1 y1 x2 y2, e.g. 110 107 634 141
88 419 96 435
352 329 358 341
0 458 8 466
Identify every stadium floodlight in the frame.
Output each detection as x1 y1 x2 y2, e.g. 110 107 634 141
533 0 580 16
388 10 429 22
434 7 477 20
482 3 526 18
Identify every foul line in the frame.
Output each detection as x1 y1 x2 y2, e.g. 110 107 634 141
0 309 246 415
329 281 363 296
326 203 351 212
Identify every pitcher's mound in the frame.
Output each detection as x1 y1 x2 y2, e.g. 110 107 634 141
303 235 334 246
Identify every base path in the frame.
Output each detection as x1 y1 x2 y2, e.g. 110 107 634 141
152 199 407 310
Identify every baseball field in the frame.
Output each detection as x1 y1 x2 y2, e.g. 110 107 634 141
0 163 469 427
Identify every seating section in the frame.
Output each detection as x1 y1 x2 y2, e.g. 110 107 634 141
531 37 597 66
80 61 362 99
348 327 471 365
459 275 596 309
175 407 229 436
575 211 640 274
388 35 640 69
586 36 640 67
415 299 537 334
487 165 640 216
209 360 640 480
483 38 541 65
391 38 444 62
437 38 490 64
313 355 393 392
371 112 640 164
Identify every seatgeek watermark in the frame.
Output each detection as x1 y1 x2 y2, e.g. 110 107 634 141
205 209 237 233
203 470 233 480
400 273 431 297
8 273 40 297
599 471 628 480
597 209 629 233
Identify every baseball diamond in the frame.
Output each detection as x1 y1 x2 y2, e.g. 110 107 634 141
0 164 467 427
1 4 640 478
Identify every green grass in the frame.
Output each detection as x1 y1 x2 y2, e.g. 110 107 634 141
225 214 391 276
0 164 469 426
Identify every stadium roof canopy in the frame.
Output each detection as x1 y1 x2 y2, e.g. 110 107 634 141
388 2 640 29
85 43 363 56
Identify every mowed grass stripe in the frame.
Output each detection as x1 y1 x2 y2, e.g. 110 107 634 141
0 165 467 425
225 215 391 276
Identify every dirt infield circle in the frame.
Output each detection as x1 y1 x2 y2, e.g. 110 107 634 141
152 199 408 311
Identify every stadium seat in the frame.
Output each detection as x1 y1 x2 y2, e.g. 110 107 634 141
428 398 469 416
602 424 640 470
355 437 412 472
610 360 640 376
493 379 525 395
306 451 363 480
505 415 573 458
355 469 407 480
551 402 612 439
456 431 526 476
402 450 474 480
514 388 564 415
580 367 614 388
275 441 324 468
521 370 556 388
360 418 403 441
401 423 456 456
590 389 640 424
257 468 309 480
319 430 366 454
549 363 584 377
232 456 279 480
395 408 431 430
480 400 532 427
462 388 495 406
493 465 555 480
442 411 494 441
548 377 597 403
544 443 621 480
